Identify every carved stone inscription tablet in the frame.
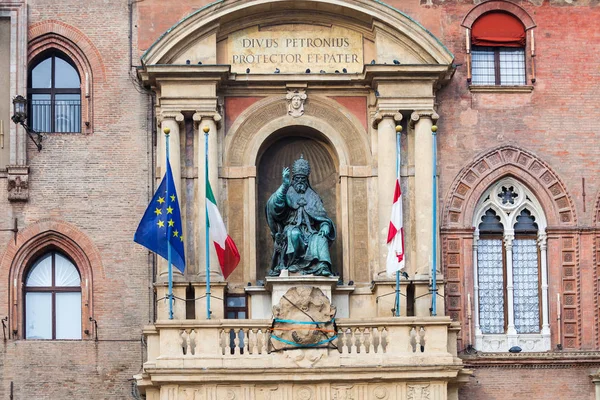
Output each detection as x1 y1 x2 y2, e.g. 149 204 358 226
228 25 363 74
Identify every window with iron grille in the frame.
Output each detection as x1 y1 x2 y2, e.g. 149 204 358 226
472 179 550 352
28 51 81 133
471 46 526 86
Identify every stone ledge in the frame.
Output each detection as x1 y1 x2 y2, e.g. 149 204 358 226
468 85 534 93
461 351 600 368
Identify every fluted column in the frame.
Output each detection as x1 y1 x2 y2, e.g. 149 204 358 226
411 110 439 276
373 112 402 276
193 112 222 280
157 112 184 278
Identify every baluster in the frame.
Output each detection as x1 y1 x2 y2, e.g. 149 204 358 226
234 330 241 355
189 329 197 355
350 328 358 354
260 329 268 354
181 330 188 356
374 327 382 353
419 327 426 352
243 328 249 355
410 327 417 353
251 329 259 354
358 328 366 353
225 329 232 355
367 327 375 354
186 330 193 356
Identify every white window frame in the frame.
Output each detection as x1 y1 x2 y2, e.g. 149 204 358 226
472 178 550 352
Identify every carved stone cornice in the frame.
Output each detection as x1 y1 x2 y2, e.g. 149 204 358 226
462 351 600 368
7 165 29 202
409 110 439 128
192 111 222 129
371 111 402 129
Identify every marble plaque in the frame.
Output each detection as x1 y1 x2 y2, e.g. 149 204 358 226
228 25 363 74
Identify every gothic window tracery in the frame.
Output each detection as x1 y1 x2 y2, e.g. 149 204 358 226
472 178 550 352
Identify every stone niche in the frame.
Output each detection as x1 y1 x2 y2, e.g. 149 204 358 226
257 129 341 280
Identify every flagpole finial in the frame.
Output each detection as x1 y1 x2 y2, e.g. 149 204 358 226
203 126 210 133
163 127 171 135
431 125 438 132
395 125 402 133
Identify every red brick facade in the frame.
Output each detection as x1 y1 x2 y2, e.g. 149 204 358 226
1 0 600 398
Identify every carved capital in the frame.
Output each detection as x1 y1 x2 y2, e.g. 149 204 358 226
7 165 30 202
157 111 184 125
372 111 402 129
192 111 222 129
409 110 439 128
537 232 548 249
504 232 515 249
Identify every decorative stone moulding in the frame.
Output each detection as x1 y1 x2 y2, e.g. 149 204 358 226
443 145 576 228
7 165 29 201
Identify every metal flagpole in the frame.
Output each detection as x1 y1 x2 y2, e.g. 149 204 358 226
204 126 211 320
395 124 401 317
165 127 174 320
431 124 438 316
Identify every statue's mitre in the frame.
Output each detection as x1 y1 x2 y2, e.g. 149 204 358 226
292 155 310 177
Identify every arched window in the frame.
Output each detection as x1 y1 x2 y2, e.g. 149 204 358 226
462 1 537 87
24 251 82 339
28 51 81 133
473 178 550 352
470 12 526 85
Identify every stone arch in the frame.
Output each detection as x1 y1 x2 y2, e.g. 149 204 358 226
0 219 102 339
223 94 371 170
28 21 105 133
142 0 453 66
461 0 536 30
28 20 106 82
443 145 576 228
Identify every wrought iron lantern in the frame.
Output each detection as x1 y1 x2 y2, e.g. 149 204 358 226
11 95 42 151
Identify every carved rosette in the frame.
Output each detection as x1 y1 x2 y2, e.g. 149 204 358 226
271 286 336 352
7 165 30 202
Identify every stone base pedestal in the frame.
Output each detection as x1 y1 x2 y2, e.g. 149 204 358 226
155 283 187 320
265 275 339 307
192 281 226 319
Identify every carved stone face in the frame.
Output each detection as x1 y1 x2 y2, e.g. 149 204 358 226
293 175 308 193
291 95 302 110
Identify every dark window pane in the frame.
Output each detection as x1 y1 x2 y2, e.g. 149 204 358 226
32 58 52 89
54 94 81 133
226 296 246 308
226 311 236 319
31 94 51 133
55 57 80 88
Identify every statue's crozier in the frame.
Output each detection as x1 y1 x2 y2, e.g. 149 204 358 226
266 156 336 276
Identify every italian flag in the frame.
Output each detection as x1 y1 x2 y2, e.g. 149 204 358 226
207 180 240 279
386 177 405 276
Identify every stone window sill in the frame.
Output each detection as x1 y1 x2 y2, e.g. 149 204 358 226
469 85 534 93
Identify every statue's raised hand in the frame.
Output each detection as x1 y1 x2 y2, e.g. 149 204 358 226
282 167 291 187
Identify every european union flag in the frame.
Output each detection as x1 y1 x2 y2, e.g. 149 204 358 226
134 162 186 272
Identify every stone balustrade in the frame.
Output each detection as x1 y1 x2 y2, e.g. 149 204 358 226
142 317 461 370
